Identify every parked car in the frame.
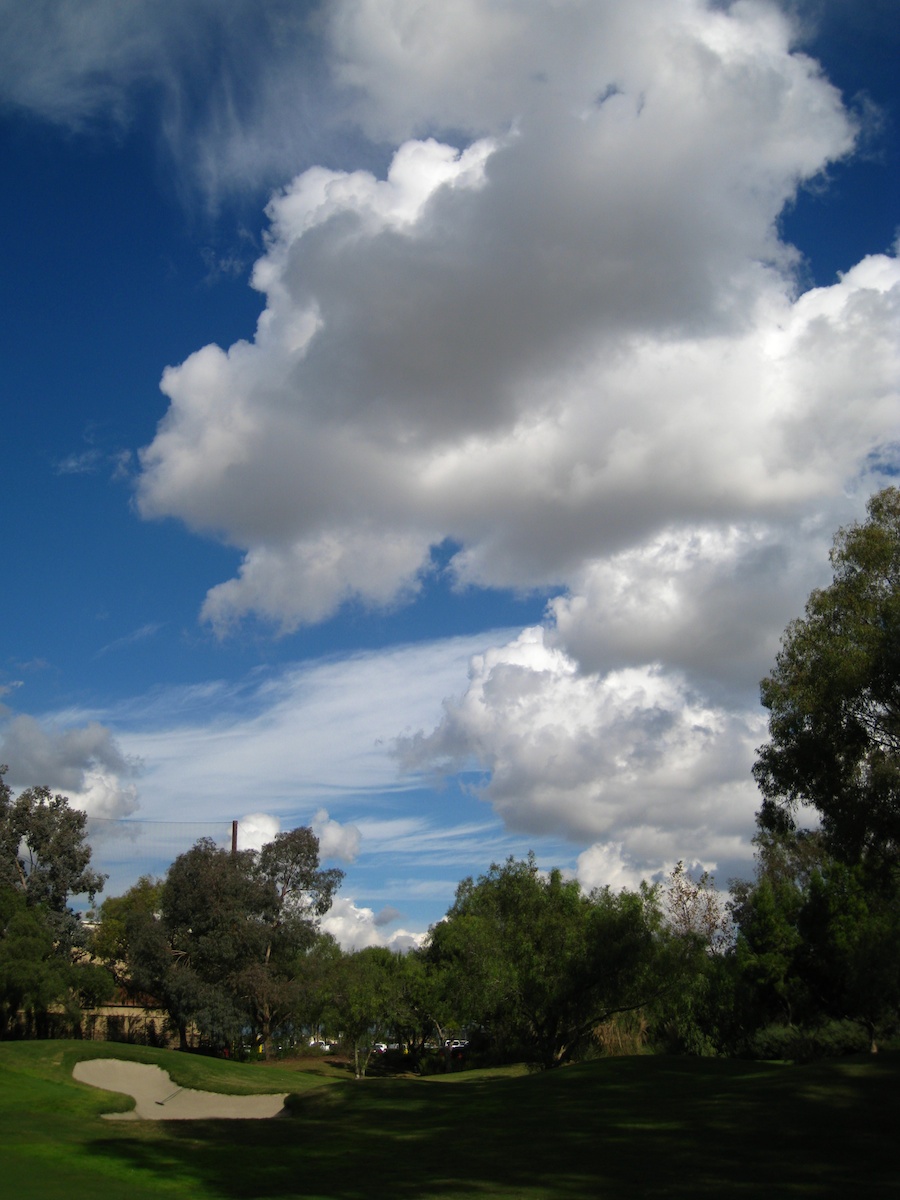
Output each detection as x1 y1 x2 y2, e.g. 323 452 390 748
444 1039 468 1059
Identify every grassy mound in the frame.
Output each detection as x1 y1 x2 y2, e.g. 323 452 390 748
1 1043 897 1198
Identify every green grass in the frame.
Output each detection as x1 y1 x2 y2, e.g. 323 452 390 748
2 1042 898 1199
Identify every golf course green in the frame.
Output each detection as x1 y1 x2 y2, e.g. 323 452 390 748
2 1041 896 1198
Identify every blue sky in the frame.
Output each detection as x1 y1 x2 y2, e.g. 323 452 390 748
2 0 898 948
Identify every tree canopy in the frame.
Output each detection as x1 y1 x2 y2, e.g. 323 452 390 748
0 769 112 1035
427 854 667 1068
115 830 343 1054
754 487 900 869
0 768 106 919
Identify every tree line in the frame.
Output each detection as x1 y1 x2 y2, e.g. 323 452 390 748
3 488 900 1067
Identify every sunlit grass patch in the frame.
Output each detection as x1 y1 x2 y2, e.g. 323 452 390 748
1 1043 897 1199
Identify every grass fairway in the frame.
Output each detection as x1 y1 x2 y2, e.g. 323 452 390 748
2 1042 897 1199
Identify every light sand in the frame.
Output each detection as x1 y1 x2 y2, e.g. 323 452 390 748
73 1058 287 1120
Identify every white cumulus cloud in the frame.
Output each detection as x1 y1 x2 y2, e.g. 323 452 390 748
312 808 361 863
396 627 764 881
11 0 898 901
126 0 900 887
236 812 282 852
320 894 425 952
0 714 140 818
574 842 650 895
133 0 898 640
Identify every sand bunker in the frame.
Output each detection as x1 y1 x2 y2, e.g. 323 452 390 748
73 1058 287 1120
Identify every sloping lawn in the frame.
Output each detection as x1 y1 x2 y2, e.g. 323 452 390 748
1 1042 897 1199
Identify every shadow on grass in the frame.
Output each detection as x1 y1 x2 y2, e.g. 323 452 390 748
83 1055 900 1200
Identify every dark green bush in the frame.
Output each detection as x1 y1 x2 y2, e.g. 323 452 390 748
747 1020 869 1062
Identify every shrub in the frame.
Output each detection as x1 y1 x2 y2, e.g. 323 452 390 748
747 1020 870 1062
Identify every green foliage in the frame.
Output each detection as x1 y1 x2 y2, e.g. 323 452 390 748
122 840 262 1047
644 862 737 1056
747 1019 871 1062
162 839 276 977
797 861 900 1047
651 950 740 1057
729 824 900 1055
0 884 114 1037
0 767 105 936
327 946 401 1077
754 487 900 869
120 831 342 1053
739 493 900 1056
0 769 112 1036
258 826 344 919
0 884 65 1035
291 931 344 1034
739 487 900 1060
92 875 163 970
427 854 667 1068
731 869 808 1028
243 827 344 1056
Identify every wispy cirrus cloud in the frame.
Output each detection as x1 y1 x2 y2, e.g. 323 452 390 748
45 632 513 819
0 0 350 205
54 448 105 476
95 623 165 658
